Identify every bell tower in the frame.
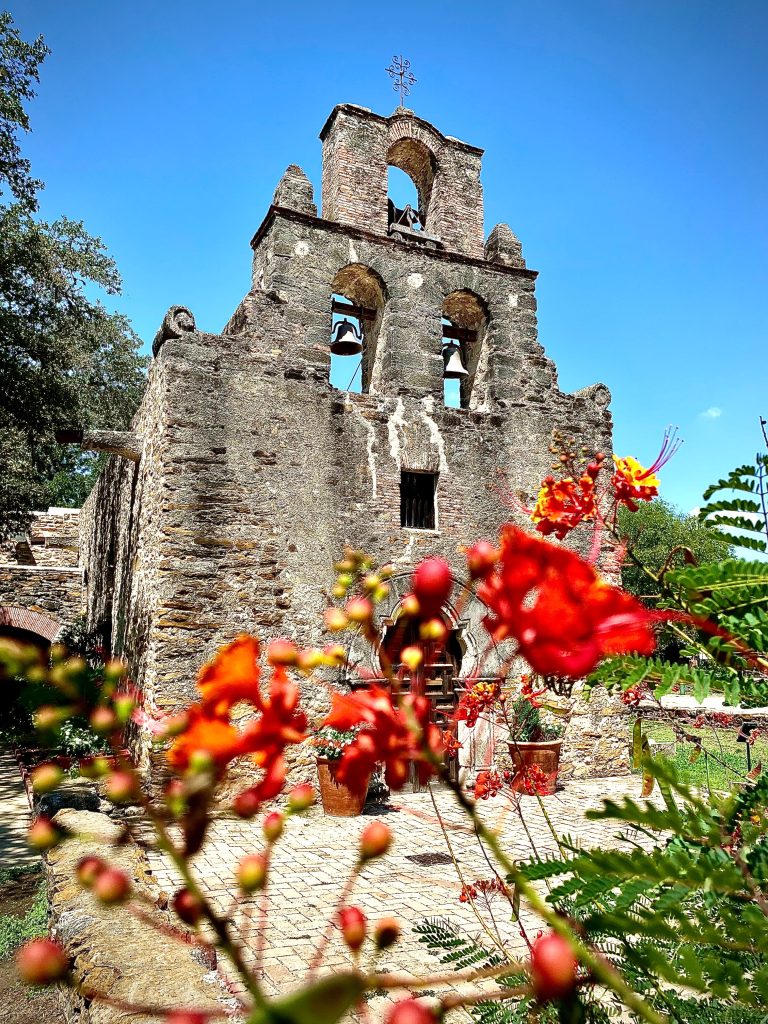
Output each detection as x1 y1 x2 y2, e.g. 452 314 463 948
81 98 616 778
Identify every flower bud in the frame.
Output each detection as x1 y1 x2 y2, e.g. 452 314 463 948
321 644 346 667
374 916 401 949
332 584 347 600
237 853 268 893
338 906 366 951
287 783 316 813
359 821 392 861
104 658 127 682
465 541 498 581
28 816 63 851
530 931 577 1002
90 706 117 734
419 618 448 644
373 583 391 603
31 763 63 794
105 770 139 804
334 559 356 574
297 648 323 672
324 607 349 632
16 938 70 985
187 750 215 775
345 597 373 623
172 887 203 926
362 574 381 592
400 646 423 672
76 855 106 888
113 691 136 723
233 786 261 818
78 755 111 779
93 867 131 905
164 1012 208 1024
412 558 452 615
267 639 299 666
263 811 285 843
34 705 71 731
49 643 67 663
400 593 420 617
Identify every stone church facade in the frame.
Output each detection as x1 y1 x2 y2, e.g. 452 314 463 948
75 103 624 777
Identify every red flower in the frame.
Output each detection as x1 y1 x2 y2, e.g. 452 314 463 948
477 526 655 679
531 474 597 540
474 770 503 799
320 687 444 797
612 427 681 511
514 763 550 795
455 679 500 727
197 635 261 714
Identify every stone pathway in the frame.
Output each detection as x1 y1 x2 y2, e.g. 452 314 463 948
0 751 37 873
144 775 650 1017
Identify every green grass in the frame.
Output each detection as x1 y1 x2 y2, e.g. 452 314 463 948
633 721 768 793
0 865 47 959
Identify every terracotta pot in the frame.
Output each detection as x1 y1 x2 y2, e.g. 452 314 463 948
316 758 370 817
507 739 563 795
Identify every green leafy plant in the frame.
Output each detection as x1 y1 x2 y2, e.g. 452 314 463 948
508 697 562 743
310 725 362 761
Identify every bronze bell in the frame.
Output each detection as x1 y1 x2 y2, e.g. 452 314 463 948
330 318 363 356
442 341 468 379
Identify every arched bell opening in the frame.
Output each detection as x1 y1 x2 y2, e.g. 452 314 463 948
386 138 436 236
329 264 387 394
380 615 465 723
441 290 488 410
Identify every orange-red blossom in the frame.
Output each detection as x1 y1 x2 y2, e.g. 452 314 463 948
320 686 446 797
166 637 307 804
475 525 656 679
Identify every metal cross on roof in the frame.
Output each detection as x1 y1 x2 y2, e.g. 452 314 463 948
386 55 416 107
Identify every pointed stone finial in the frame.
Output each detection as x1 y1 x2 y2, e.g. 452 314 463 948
272 165 317 216
484 223 526 268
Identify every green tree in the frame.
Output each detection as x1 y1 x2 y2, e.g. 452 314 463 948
618 498 733 601
0 12 147 538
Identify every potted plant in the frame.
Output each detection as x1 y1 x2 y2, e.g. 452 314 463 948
311 725 371 816
505 695 564 795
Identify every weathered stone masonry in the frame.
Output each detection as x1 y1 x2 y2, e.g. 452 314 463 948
80 103 621 776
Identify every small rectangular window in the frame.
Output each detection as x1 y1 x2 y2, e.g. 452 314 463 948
400 471 437 530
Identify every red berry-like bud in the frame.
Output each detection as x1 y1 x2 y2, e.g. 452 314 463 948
105 770 139 804
419 618 448 643
287 783 315 812
28 816 62 851
359 821 392 861
374 916 401 949
263 811 284 843
324 607 349 632
164 1013 208 1024
237 853 268 894
345 597 373 623
400 645 423 672
465 541 498 580
385 998 437 1024
412 558 452 615
76 855 106 887
338 906 367 951
233 787 261 819
400 593 421 617
594 452 605 462
267 639 298 666
31 763 64 794
90 706 117 734
93 867 131 905
586 462 601 479
530 931 578 1002
172 887 203 926
16 938 70 985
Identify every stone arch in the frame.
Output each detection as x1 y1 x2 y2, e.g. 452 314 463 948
0 606 62 645
442 289 489 410
386 137 437 233
330 263 388 394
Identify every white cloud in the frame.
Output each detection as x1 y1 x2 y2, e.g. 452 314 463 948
700 407 722 419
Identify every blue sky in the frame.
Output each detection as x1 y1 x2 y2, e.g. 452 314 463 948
9 0 767 514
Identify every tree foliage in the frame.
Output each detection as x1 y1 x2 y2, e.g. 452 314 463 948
618 498 733 601
0 13 147 537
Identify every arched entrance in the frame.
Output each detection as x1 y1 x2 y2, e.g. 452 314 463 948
0 606 62 729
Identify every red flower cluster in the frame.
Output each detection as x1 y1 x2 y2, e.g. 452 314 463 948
474 526 656 679
166 637 307 806
513 763 550 796
459 877 511 903
531 466 599 540
320 686 445 797
455 679 501 728
621 684 648 706
520 674 547 708
474 770 503 800
611 428 681 512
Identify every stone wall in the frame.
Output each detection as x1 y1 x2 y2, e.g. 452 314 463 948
0 566 82 636
1 508 80 567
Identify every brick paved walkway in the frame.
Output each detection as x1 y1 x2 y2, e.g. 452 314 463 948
0 750 38 873
144 775 649 1017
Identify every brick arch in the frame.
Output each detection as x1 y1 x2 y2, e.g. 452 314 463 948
387 116 446 163
0 605 62 643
